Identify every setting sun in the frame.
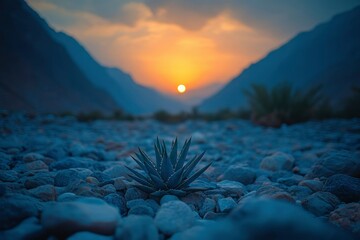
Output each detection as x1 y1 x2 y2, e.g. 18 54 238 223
177 84 186 93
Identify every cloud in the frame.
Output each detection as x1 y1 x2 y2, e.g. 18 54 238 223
29 0 360 36
26 0 360 94
144 0 360 37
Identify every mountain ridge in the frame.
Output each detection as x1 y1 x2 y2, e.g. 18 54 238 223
200 5 360 112
0 0 119 113
54 31 186 115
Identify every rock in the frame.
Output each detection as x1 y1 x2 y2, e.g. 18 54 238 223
256 185 295 203
288 186 312 200
50 157 96 170
189 180 217 190
17 160 48 172
299 179 323 192
125 188 148 201
54 169 83 187
145 199 160 213
301 192 340 217
155 200 195 235
203 212 227 220
329 203 360 236
101 184 116 195
185 199 352 240
24 172 54 189
0 162 9 170
218 197 237 213
217 180 247 197
323 174 360 202
29 184 57 201
128 205 155 217
68 143 105 160
180 193 206 210
104 193 127 215
269 170 294 182
44 142 67 160
0 184 6 197
160 195 180 205
0 170 18 182
41 197 121 237
68 232 113 240
103 165 128 178
90 171 111 182
277 175 303 186
192 210 201 220
260 152 294 171
86 176 100 185
65 179 103 197
23 153 44 163
171 226 206 240
115 215 158 240
57 192 79 202
0 152 11 162
199 198 216 217
113 178 127 191
0 194 42 230
0 217 45 240
192 132 206 143
127 199 147 209
306 150 360 179
219 166 256 185
254 175 271 184
74 168 94 178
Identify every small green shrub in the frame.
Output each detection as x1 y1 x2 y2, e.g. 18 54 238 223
76 109 135 122
341 86 360 118
77 111 105 122
127 137 212 197
153 110 188 123
153 108 250 122
244 82 322 127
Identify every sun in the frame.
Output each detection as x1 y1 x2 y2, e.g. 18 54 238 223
177 84 186 93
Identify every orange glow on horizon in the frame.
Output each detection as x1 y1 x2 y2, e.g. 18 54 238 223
28 1 282 95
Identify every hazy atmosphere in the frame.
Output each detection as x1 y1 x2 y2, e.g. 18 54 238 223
28 0 360 95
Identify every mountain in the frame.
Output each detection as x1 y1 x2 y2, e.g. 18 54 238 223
174 82 224 106
0 0 119 113
54 32 186 115
200 6 360 112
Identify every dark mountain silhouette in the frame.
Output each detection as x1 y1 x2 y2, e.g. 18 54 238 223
0 0 119 113
54 32 186 115
200 6 360 112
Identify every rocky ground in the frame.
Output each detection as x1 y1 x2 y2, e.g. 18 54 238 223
0 112 359 240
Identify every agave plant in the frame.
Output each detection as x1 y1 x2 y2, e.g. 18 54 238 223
126 137 211 197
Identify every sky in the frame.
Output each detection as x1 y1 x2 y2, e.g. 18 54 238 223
27 0 360 95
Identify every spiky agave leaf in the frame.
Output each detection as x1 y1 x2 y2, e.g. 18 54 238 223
169 138 178 166
183 151 206 178
166 167 184 189
160 153 174 181
127 137 211 197
177 162 212 189
154 143 162 169
125 166 152 187
175 138 191 170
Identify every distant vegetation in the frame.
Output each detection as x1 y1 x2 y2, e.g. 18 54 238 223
151 82 360 127
153 108 250 123
341 86 360 118
52 83 359 126
243 82 323 127
57 110 136 122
